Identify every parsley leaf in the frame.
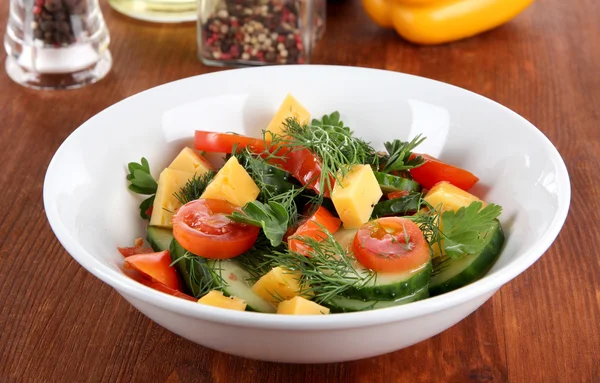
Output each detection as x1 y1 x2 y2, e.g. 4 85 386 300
441 202 503 258
126 157 157 219
380 135 426 173
229 200 289 246
127 157 158 194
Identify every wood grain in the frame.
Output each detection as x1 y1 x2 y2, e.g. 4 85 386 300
1 0 598 381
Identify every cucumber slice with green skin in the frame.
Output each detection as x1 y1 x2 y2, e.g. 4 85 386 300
146 226 174 252
325 285 429 313
343 263 432 301
332 228 432 300
208 260 276 313
374 172 421 193
429 219 505 296
371 193 422 218
169 239 216 298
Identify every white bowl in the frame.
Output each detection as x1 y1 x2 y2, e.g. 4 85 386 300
43 65 570 363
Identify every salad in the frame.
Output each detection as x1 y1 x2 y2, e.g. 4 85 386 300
119 94 504 315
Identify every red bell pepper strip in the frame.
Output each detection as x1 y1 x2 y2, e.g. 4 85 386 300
123 250 181 291
409 154 479 191
288 206 341 256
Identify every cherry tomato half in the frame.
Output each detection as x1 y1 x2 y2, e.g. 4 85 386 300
352 217 430 273
172 198 259 259
409 153 479 191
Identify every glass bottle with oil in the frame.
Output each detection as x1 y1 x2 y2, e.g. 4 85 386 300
109 0 197 23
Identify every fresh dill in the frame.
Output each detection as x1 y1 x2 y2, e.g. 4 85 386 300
170 246 222 298
273 114 378 195
126 157 157 219
260 230 376 304
173 170 215 205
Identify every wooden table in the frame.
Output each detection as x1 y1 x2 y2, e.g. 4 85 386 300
1 0 598 381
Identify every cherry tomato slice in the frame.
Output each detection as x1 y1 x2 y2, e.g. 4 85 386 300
117 246 154 257
352 217 430 273
172 198 259 259
194 131 265 153
123 250 180 290
409 154 479 191
288 206 341 256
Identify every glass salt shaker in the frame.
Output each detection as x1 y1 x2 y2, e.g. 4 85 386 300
4 0 112 89
197 0 326 66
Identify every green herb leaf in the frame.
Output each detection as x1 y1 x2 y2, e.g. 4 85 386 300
173 171 216 205
126 157 157 220
139 195 155 220
441 202 503 258
126 158 157 195
229 200 289 246
380 135 426 173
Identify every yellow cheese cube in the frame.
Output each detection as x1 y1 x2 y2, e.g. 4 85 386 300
277 296 330 315
424 181 486 212
251 267 304 306
265 94 311 139
149 168 195 228
168 147 214 175
331 165 383 229
198 290 247 311
200 157 259 206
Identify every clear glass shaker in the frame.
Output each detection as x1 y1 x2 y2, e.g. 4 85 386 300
197 0 326 67
4 0 112 89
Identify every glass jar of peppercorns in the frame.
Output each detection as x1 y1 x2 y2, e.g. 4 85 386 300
197 0 325 66
4 0 111 89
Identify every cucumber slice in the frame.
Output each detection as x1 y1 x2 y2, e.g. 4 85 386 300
332 228 432 301
208 260 276 313
325 286 429 313
371 193 422 218
429 219 505 296
374 172 421 193
344 263 432 301
146 226 174 251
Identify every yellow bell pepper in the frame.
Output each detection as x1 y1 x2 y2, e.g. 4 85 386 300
361 0 536 45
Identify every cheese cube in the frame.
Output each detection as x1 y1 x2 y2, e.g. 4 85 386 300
251 267 305 306
331 165 383 229
168 147 214 175
266 94 311 139
277 296 330 315
200 157 259 206
150 168 195 228
424 181 486 213
198 290 247 311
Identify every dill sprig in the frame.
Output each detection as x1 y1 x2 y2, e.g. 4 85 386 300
173 171 215 205
170 248 223 298
260 230 376 303
273 114 378 195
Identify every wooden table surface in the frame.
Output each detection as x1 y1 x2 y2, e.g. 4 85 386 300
1 0 599 381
